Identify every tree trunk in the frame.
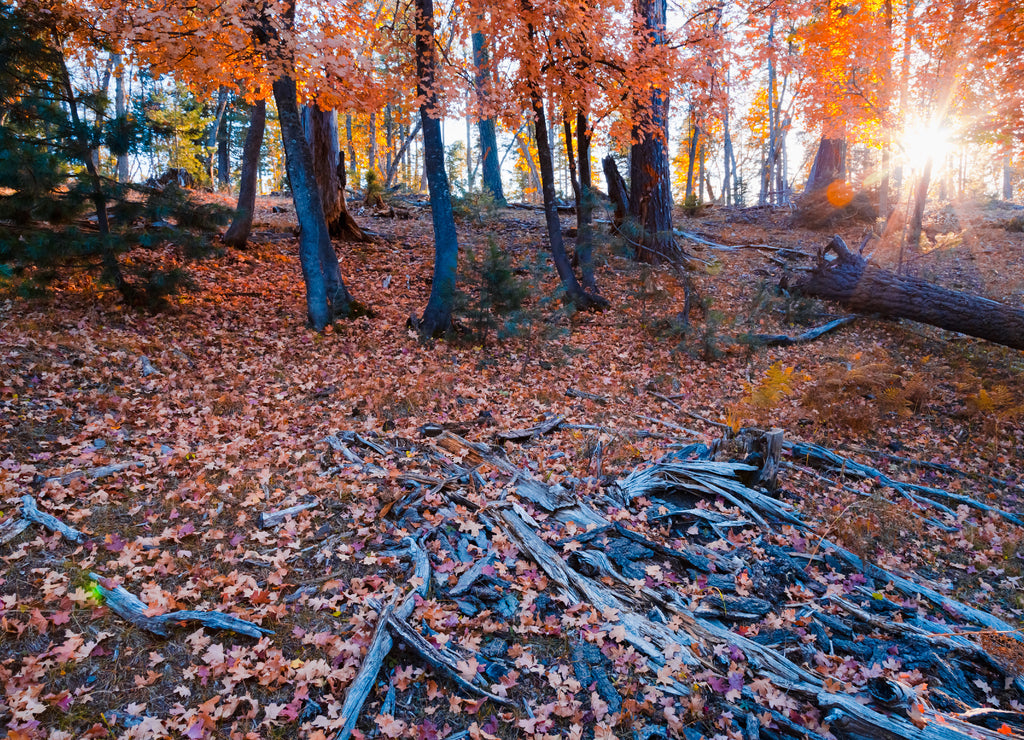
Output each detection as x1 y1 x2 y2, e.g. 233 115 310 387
205 87 229 186
576 111 597 293
1003 156 1014 201
795 236 1024 350
907 156 932 251
515 130 542 201
217 121 230 188
722 103 733 206
302 105 368 242
472 31 506 206
223 99 266 249
345 114 357 174
684 117 698 200
531 91 606 309
415 0 460 336
628 0 676 264
369 110 378 178
114 54 129 184
805 137 847 193
273 76 354 329
385 120 421 188
563 113 580 207
602 155 629 231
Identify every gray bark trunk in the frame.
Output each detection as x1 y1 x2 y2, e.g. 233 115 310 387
223 99 266 249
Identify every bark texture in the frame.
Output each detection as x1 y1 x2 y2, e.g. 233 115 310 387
795 236 1024 350
805 137 846 193
473 31 506 206
301 105 368 242
629 0 679 264
531 92 606 309
223 99 266 249
415 0 460 336
273 76 353 329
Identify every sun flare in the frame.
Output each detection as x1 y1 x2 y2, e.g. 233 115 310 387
901 123 953 170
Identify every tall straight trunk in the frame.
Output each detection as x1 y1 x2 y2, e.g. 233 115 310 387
471 31 506 205
629 0 676 264
684 117 698 200
563 113 580 206
894 0 914 199
466 105 474 190
761 17 777 206
217 116 230 188
223 99 266 248
530 92 603 308
273 76 354 329
386 104 394 182
368 111 378 178
114 54 129 183
576 111 597 292
907 156 932 253
722 100 733 206
515 130 542 200
206 87 229 185
385 120 422 187
1003 156 1014 201
58 46 129 299
698 138 706 201
345 114 357 174
415 0 460 336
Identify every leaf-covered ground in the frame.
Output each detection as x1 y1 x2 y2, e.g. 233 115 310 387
2 196 1023 739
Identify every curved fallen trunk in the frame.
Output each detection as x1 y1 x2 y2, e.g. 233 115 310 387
794 235 1024 351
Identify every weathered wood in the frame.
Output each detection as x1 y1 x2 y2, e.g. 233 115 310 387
336 538 430 740
601 155 629 231
747 316 856 347
0 515 31 544
794 235 1024 350
88 574 272 638
496 415 565 442
385 612 513 705
258 501 318 528
46 461 145 486
21 495 85 542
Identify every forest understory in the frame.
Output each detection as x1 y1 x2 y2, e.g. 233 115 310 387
2 196 1024 740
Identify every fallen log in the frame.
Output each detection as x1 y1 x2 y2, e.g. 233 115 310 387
88 573 272 638
793 235 1024 350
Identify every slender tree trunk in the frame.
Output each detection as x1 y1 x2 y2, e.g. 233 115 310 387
531 90 605 308
273 76 354 329
114 54 129 183
345 114 357 175
907 156 932 251
722 100 733 206
685 116 698 200
577 111 597 293
58 45 130 299
515 130 542 200
218 116 230 188
385 120 422 187
563 113 580 206
415 0 460 336
223 99 266 249
471 30 507 205
698 138 706 202
369 111 378 178
205 87 229 186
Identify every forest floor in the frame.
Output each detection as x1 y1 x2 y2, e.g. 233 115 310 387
2 193 1023 740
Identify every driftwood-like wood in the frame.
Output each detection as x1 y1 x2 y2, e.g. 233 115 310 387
566 387 609 404
258 501 318 528
88 574 272 638
0 515 31 544
336 538 430 740
748 316 856 347
496 415 565 442
385 612 513 705
46 461 145 486
21 495 85 542
794 235 1024 350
